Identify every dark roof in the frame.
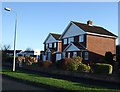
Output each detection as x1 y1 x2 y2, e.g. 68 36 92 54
50 33 61 40
72 21 117 37
49 48 56 53
24 51 34 53
72 42 86 50
6 50 22 53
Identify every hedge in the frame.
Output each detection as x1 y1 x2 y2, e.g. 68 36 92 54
92 63 113 74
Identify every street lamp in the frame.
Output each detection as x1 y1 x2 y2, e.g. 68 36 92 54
4 7 17 72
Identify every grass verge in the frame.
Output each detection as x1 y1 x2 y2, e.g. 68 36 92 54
1 68 120 92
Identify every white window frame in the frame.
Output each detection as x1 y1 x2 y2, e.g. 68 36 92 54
79 35 84 42
46 44 48 49
68 52 70 58
49 43 52 48
73 52 77 57
68 37 74 44
85 52 89 60
54 42 56 48
64 38 67 45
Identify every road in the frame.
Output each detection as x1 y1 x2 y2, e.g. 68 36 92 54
2 75 49 91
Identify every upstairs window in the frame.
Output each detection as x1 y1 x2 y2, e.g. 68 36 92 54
79 35 84 42
54 43 56 48
68 37 74 44
49 43 52 48
64 38 67 45
46 44 48 49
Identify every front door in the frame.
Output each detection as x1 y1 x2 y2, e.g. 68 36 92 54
48 52 51 61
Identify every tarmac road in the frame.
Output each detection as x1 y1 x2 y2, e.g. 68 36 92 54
2 75 48 91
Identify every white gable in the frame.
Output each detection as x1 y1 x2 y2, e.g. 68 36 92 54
62 23 85 39
64 43 80 52
44 34 56 44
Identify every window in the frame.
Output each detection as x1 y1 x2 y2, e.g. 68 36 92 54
68 37 74 44
46 44 48 49
49 43 52 48
62 52 66 58
85 52 89 60
54 43 56 48
79 35 84 42
68 52 70 58
73 52 77 57
64 38 67 45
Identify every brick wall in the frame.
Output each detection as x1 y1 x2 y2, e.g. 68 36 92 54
86 34 116 56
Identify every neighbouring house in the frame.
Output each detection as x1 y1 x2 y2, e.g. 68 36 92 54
6 50 22 56
41 20 117 63
42 33 62 62
17 50 40 62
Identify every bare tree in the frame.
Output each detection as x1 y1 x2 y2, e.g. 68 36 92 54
26 47 33 51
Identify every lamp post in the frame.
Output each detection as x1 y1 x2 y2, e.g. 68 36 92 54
4 7 17 72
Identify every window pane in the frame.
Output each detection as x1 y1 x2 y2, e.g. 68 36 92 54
54 43 56 48
73 52 77 57
68 52 70 58
85 52 89 60
49 43 52 48
64 38 67 44
79 35 84 42
46 44 48 48
68 37 74 43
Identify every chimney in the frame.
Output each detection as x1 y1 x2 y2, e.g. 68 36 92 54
87 20 93 26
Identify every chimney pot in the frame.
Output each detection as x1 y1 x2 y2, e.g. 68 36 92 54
87 20 93 26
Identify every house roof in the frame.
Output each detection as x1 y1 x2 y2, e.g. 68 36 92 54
43 33 61 44
63 42 87 52
50 33 61 40
6 50 22 53
72 21 117 37
72 42 86 50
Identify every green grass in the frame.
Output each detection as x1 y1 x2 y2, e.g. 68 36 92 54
1 68 120 92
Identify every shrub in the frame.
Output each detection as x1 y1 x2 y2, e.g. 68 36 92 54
92 63 113 74
60 58 72 70
72 56 83 65
78 63 91 73
24 56 36 65
41 60 52 68
57 58 79 71
67 61 78 71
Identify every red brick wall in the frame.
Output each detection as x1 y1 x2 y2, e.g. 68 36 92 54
86 34 116 56
57 42 62 52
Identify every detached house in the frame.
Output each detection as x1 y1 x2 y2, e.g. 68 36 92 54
42 33 62 62
42 20 117 63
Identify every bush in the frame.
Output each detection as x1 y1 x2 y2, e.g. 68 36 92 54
67 61 78 71
92 63 113 74
24 56 37 65
56 58 79 71
72 56 83 65
78 63 91 73
41 60 52 68
60 58 73 70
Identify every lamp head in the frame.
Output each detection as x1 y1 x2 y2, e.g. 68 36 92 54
4 8 11 11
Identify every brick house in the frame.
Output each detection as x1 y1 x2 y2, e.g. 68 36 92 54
42 20 117 63
42 33 62 62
